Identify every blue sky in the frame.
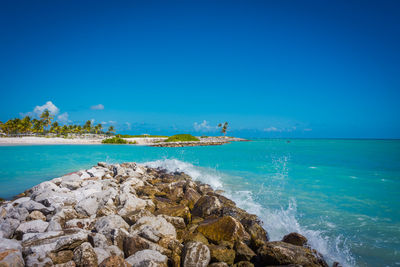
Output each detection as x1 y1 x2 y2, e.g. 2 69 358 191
1 0 399 138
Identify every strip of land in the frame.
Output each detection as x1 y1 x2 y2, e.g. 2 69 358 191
0 136 248 146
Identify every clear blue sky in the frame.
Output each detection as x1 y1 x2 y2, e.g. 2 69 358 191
1 0 399 138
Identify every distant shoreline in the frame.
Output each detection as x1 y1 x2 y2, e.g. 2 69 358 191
0 136 248 146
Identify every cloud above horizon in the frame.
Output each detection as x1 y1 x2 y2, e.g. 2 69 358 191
91 104 104 110
57 112 70 123
20 101 60 118
193 120 217 132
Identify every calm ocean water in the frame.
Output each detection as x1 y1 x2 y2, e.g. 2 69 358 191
0 139 399 266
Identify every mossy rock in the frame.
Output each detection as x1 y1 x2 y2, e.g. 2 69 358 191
208 244 236 265
196 216 250 245
156 205 191 224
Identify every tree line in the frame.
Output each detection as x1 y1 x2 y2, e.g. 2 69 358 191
0 110 116 136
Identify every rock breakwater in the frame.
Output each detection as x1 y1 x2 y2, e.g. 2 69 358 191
0 162 335 267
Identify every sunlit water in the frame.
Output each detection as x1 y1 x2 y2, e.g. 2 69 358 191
0 139 399 266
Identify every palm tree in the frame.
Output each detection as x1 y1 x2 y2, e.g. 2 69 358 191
32 119 44 134
40 110 53 132
94 123 102 134
107 126 115 135
84 120 92 134
50 122 59 134
218 122 229 137
61 125 68 136
20 116 32 134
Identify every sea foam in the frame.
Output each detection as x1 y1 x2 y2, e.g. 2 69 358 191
142 158 355 267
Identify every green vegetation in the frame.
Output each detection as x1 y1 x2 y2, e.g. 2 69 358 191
118 134 169 138
165 134 199 142
218 122 229 136
102 137 127 144
0 110 116 137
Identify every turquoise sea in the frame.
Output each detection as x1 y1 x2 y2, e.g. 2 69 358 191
0 139 399 266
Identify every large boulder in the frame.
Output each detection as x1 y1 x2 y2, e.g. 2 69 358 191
75 195 99 217
182 241 210 267
123 235 150 258
130 216 176 241
14 220 49 239
208 244 235 265
125 249 168 267
256 241 329 267
0 237 24 267
73 242 98 267
99 255 129 267
282 232 308 246
0 218 20 239
196 216 250 245
27 211 46 221
192 196 221 217
94 215 129 239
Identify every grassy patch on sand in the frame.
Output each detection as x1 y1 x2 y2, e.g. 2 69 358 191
102 137 127 144
165 134 199 142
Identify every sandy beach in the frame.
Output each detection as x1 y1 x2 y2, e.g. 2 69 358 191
0 136 246 146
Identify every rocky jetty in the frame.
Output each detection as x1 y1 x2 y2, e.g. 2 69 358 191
150 137 248 147
0 162 333 267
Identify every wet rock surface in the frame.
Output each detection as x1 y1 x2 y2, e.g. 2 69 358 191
0 162 332 267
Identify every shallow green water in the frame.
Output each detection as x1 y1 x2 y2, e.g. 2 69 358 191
0 139 399 266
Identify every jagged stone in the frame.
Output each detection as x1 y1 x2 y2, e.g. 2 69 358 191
282 232 308 246
256 241 328 267
192 196 221 217
196 216 250 245
27 211 46 221
73 242 98 267
125 249 168 267
208 244 236 265
182 241 210 267
99 255 129 267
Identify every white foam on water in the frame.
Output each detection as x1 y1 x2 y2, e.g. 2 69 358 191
142 158 356 267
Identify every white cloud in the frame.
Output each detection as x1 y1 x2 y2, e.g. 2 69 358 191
90 119 95 124
101 121 108 125
124 122 131 130
108 121 117 124
20 101 60 118
91 104 104 110
193 120 216 132
57 112 69 123
264 126 280 132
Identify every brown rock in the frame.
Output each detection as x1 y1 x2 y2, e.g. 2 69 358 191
54 261 76 267
196 216 250 245
182 188 201 210
49 250 74 264
232 261 254 267
282 232 308 246
122 209 153 225
184 232 209 245
156 205 191 224
208 244 235 265
123 235 150 258
73 242 98 267
0 249 24 267
99 255 129 267
234 241 256 262
27 210 46 221
192 195 222 218
256 241 329 267
240 218 269 249
208 263 229 267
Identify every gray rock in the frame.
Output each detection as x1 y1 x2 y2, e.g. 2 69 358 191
0 237 24 267
117 195 147 217
65 218 95 230
73 242 98 267
125 249 167 267
94 247 110 265
94 215 129 239
54 260 76 267
0 218 20 238
5 207 29 222
130 216 176 241
24 251 53 267
18 200 54 215
75 195 99 216
182 241 210 267
89 233 111 248
15 219 49 239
